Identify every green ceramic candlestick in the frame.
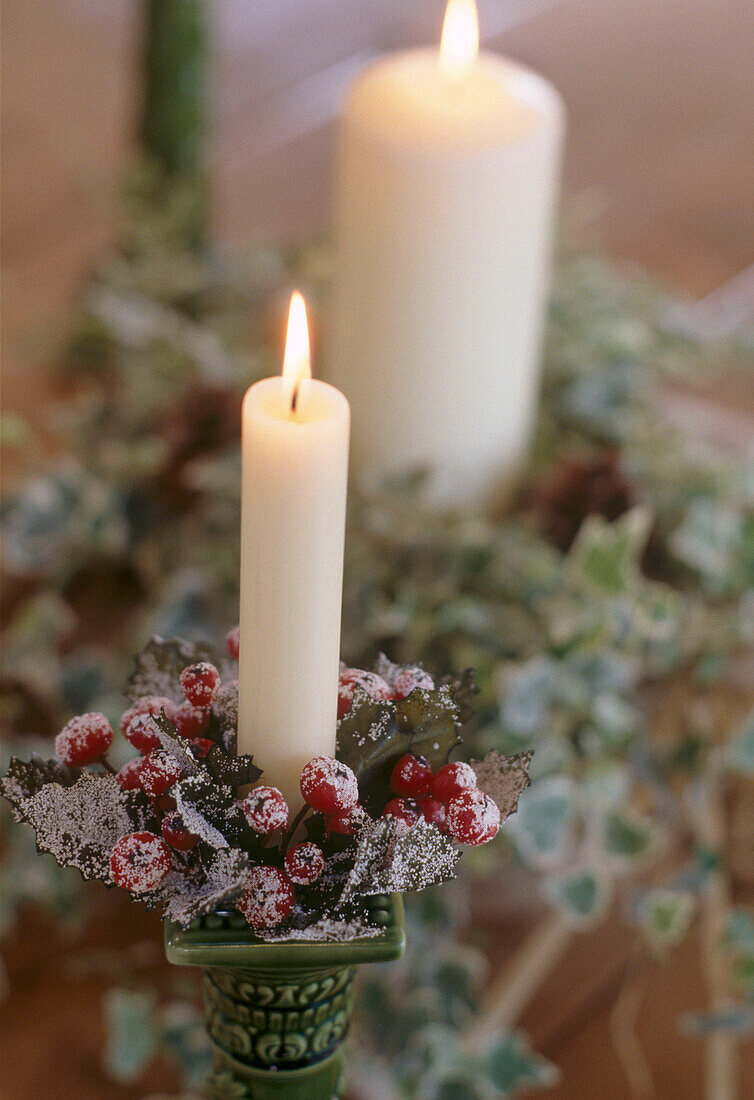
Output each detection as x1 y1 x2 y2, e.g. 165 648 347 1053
165 894 405 1099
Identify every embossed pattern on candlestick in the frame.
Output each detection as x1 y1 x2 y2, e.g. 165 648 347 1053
204 962 355 1070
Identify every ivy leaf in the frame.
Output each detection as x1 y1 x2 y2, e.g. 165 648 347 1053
337 683 463 814
126 635 234 704
103 989 159 1083
471 750 532 823
163 848 251 928
604 810 654 860
507 776 576 867
2 772 150 883
172 774 238 849
726 710 754 775
485 1031 559 1095
545 868 610 926
636 888 694 951
567 508 652 596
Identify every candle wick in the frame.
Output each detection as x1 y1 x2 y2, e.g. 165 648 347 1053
290 383 299 415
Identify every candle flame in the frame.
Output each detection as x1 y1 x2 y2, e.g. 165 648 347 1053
282 290 311 413
439 0 479 78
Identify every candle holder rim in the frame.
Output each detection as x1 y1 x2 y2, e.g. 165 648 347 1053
164 892 405 970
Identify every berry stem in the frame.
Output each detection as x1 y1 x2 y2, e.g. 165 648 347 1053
282 803 310 855
100 757 117 776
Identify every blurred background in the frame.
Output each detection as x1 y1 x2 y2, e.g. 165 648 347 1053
2 2 753 1099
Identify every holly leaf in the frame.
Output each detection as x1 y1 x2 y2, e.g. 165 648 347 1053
1 754 79 801
471 750 532 823
212 680 239 754
152 711 201 776
162 848 251 928
3 772 150 883
172 775 235 849
126 635 234 704
203 744 261 792
366 817 459 895
339 816 459 903
337 683 464 814
338 817 397 904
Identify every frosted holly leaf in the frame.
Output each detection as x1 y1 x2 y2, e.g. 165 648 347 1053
152 711 200 776
374 653 402 689
338 817 397 904
3 772 151 883
363 818 459 896
471 750 532 823
163 848 251 928
337 681 464 815
340 817 459 902
1 754 79 802
213 679 239 752
126 636 234 704
173 775 236 849
201 741 261 792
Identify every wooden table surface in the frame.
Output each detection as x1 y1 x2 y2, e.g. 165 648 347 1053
1 2 753 1098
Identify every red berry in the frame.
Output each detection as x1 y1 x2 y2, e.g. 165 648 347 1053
393 666 434 700
420 797 448 833
240 786 289 834
327 807 364 837
446 789 500 845
284 842 325 885
115 757 144 791
157 793 177 812
124 714 161 754
172 702 210 739
110 831 172 893
55 712 113 766
390 752 433 798
189 737 214 758
430 762 478 805
337 668 392 719
226 626 240 661
300 756 359 814
237 866 295 931
180 662 221 708
161 811 199 851
383 797 421 827
120 697 176 747
138 750 182 797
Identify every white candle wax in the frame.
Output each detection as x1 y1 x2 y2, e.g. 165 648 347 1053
237 298 350 809
328 1 564 507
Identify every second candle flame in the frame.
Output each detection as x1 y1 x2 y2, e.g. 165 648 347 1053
282 290 311 414
439 0 479 79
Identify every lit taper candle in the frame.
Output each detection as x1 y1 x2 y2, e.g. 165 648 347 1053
329 0 564 507
237 292 350 808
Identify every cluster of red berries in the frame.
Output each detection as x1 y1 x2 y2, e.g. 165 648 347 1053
384 757 500 845
337 665 434 720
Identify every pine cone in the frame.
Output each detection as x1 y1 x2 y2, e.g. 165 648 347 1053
526 448 635 552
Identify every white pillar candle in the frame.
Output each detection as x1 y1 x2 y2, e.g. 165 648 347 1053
237 292 350 808
328 0 564 507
